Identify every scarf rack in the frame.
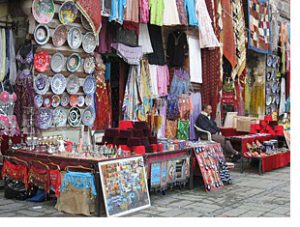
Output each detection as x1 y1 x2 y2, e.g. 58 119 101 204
0 20 17 30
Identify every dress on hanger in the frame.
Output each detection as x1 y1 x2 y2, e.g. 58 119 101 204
163 0 180 25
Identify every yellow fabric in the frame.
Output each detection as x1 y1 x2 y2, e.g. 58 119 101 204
149 0 164 26
250 82 265 116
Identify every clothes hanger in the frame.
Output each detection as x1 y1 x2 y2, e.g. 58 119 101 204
47 162 61 171
6 156 28 166
30 160 50 170
65 165 95 173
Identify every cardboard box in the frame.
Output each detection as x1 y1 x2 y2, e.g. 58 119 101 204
234 116 260 132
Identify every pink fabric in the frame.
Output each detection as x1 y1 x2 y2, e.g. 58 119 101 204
140 0 149 23
156 65 170 97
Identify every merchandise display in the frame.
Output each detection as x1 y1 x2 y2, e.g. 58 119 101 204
32 0 55 24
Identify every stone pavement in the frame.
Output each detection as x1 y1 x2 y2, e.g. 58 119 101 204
0 166 290 217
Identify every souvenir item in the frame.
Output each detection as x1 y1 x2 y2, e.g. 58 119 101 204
34 95 43 108
81 14 92 31
272 56 278 68
68 107 81 127
82 32 97 54
51 74 67 95
77 95 85 107
60 93 69 107
67 27 82 49
83 56 96 74
59 1 78 25
83 76 96 95
43 96 51 108
52 25 68 47
267 55 273 67
53 107 68 127
34 51 50 72
266 72 272 81
36 108 53 129
66 75 80 94
34 73 50 95
34 24 50 45
266 95 272 106
276 95 280 105
266 106 271 115
272 82 278 93
51 95 61 108
271 70 276 80
50 52 65 73
67 53 81 72
69 95 78 107
85 94 93 106
32 0 55 24
82 106 96 126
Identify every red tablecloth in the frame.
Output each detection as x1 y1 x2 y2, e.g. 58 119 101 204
261 152 290 173
220 128 248 137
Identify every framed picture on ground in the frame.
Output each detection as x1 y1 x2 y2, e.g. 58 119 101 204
98 156 151 217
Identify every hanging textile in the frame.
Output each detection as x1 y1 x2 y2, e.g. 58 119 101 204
76 0 102 35
184 0 198 26
250 82 265 116
176 0 188 25
177 120 190 140
138 23 153 54
111 43 143 65
165 120 177 139
149 64 159 98
270 0 280 52
247 0 272 54
178 94 192 119
147 24 166 65
189 92 202 140
1 160 28 190
166 30 188 67
279 77 286 116
163 0 180 25
101 0 113 16
0 29 6 82
196 0 220 48
149 0 164 26
122 65 140 120
156 65 169 97
97 17 114 54
8 29 17 85
109 0 127 24
157 98 167 138
187 35 202 83
124 0 139 23
140 0 150 23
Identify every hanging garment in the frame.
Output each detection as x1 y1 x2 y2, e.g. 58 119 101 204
97 17 114 53
1 160 28 190
220 0 236 68
149 0 164 26
149 64 159 98
189 92 202 140
184 0 198 26
111 43 143 65
250 82 265 116
165 120 177 139
177 120 190 140
163 0 180 25
101 0 113 16
187 35 202 83
138 23 153 54
123 65 140 120
166 30 188 67
8 29 17 85
109 0 127 24
279 77 286 116
196 0 220 48
76 0 102 35
157 98 167 138
176 0 188 25
147 24 166 65
156 65 169 97
49 169 61 198
270 0 280 52
0 29 6 82
178 94 192 119
140 0 150 23
169 68 190 96
28 165 50 193
124 0 139 23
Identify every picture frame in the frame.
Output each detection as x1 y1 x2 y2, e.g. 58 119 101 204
93 130 105 144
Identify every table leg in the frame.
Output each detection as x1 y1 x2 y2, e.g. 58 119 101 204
188 156 194 190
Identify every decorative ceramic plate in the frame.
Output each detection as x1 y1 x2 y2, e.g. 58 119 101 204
267 55 273 67
67 27 82 49
50 52 65 73
83 56 96 74
272 82 278 93
53 107 68 127
266 84 271 94
83 75 96 95
34 51 50 72
266 72 272 82
66 53 81 72
66 75 80 95
34 24 50 45
34 73 50 95
68 107 81 127
43 96 51 108
59 1 78 25
82 106 96 127
276 95 280 105
51 73 67 95
85 94 93 106
272 56 278 68
34 95 43 108
69 95 78 107
32 0 55 24
60 93 69 107
51 95 61 108
52 25 68 47
36 108 53 130
77 95 85 107
82 32 97 53
266 95 272 106
266 106 271 115
81 14 92 31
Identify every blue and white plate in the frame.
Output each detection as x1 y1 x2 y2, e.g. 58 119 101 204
59 1 78 25
83 56 96 74
34 73 50 95
82 106 96 127
51 52 65 73
60 92 69 107
77 95 85 107
68 107 81 127
82 32 97 54
66 74 80 94
85 94 93 106
34 95 43 108
83 75 96 95
67 53 81 72
53 107 68 127
51 73 67 95
67 27 82 49
36 108 53 130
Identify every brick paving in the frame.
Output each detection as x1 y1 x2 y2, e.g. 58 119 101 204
0 166 290 217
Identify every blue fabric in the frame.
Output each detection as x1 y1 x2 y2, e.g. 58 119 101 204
105 63 111 81
184 0 198 26
109 0 127 24
61 172 97 196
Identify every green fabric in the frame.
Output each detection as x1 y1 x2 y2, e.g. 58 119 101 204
149 0 164 26
0 29 6 82
177 120 189 140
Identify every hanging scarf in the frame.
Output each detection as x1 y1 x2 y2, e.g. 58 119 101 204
9 29 17 85
28 165 50 193
0 29 6 82
189 92 202 140
2 160 28 189
49 169 61 198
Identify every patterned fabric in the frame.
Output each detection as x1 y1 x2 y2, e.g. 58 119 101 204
49 169 61 198
189 92 202 140
247 0 272 54
140 0 150 23
28 165 50 193
8 29 17 85
176 0 188 25
177 120 189 140
76 0 102 35
2 160 28 189
165 120 177 139
157 98 167 138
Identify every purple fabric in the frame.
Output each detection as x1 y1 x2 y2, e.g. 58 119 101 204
189 92 202 140
97 17 113 53
111 43 143 65
157 98 167 138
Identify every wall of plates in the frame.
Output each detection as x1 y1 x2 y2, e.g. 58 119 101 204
265 54 280 118
30 0 98 130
